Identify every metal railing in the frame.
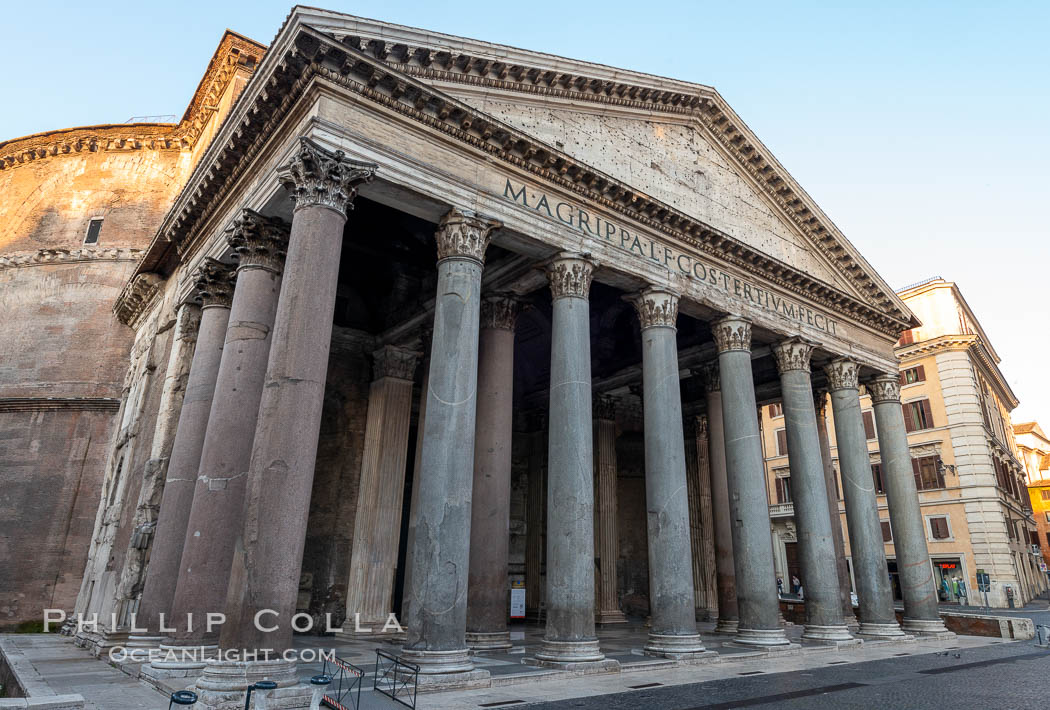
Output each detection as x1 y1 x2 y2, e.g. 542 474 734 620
320 655 365 710
374 649 418 709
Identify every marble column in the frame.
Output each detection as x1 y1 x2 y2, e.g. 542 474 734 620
712 317 791 648
593 395 627 625
344 345 421 632
701 363 739 634
815 389 857 626
632 289 707 658
213 138 375 685
824 358 906 639
136 259 234 636
466 295 519 651
690 415 719 620
524 417 547 622
536 252 610 668
154 211 289 669
869 375 952 637
400 209 500 680
772 340 854 644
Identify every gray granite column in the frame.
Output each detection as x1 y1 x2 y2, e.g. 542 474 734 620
400 209 500 681
212 138 375 683
824 359 906 639
344 346 420 633
632 288 707 658
712 317 791 648
593 396 627 625
701 363 739 634
536 252 611 669
155 212 289 670
815 389 857 627
772 340 854 644
466 295 519 651
869 375 952 637
136 260 234 636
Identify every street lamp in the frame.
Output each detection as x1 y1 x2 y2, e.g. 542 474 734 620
169 690 198 708
243 680 277 710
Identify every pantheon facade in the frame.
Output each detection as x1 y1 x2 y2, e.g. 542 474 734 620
1 7 954 707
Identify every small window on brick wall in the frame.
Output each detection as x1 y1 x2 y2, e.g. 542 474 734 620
84 217 103 245
903 399 935 432
881 521 892 542
775 428 788 456
929 516 951 540
900 365 926 385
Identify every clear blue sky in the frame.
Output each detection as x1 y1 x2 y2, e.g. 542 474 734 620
3 1 1047 428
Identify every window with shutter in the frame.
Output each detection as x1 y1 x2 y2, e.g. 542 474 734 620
862 410 876 440
899 330 914 345
871 463 884 494
929 516 950 540
768 403 783 418
902 366 926 384
880 521 892 542
904 400 934 431
912 455 945 491
775 476 792 504
776 428 788 456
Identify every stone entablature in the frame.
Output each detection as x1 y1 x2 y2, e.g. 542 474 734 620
0 247 143 270
124 20 913 350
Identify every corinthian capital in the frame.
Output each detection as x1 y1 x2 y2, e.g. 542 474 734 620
480 294 520 331
823 358 860 391
226 209 290 274
771 338 815 374
372 345 421 382
711 316 751 353
630 287 679 330
866 374 901 404
194 258 236 308
698 362 720 393
434 208 501 264
278 137 377 218
593 394 617 421
546 251 598 300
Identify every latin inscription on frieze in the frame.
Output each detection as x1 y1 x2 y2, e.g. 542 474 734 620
501 178 840 336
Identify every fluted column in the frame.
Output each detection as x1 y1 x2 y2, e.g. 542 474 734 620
772 340 853 644
343 346 421 633
524 415 547 622
691 415 718 620
536 252 608 668
631 288 706 658
712 317 791 648
152 211 290 668
701 363 739 634
466 295 519 651
401 209 500 678
136 260 234 635
593 395 627 625
824 359 906 639
215 138 375 673
869 375 952 637
815 389 857 626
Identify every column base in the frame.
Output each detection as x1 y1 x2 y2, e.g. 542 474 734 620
125 634 164 651
855 622 911 640
902 617 955 639
729 627 797 650
595 609 629 625
399 647 475 674
801 624 860 646
149 643 217 671
714 618 739 635
466 631 513 652
193 659 310 710
844 613 860 630
643 633 713 659
532 638 617 670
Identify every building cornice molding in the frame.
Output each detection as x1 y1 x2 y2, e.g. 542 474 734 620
114 272 165 328
0 247 143 271
123 21 911 337
0 396 121 412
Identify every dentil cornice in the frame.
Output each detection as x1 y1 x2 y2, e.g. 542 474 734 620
823 358 860 392
278 136 377 218
434 208 501 264
546 252 597 300
771 338 815 374
712 316 752 353
194 258 236 308
630 287 679 330
226 208 291 273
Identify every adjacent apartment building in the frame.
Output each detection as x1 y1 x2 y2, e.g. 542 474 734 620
1017 422 1050 578
763 277 1045 608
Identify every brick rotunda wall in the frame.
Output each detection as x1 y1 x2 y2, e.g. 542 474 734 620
0 131 191 629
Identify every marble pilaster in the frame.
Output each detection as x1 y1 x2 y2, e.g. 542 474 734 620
593 395 627 625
